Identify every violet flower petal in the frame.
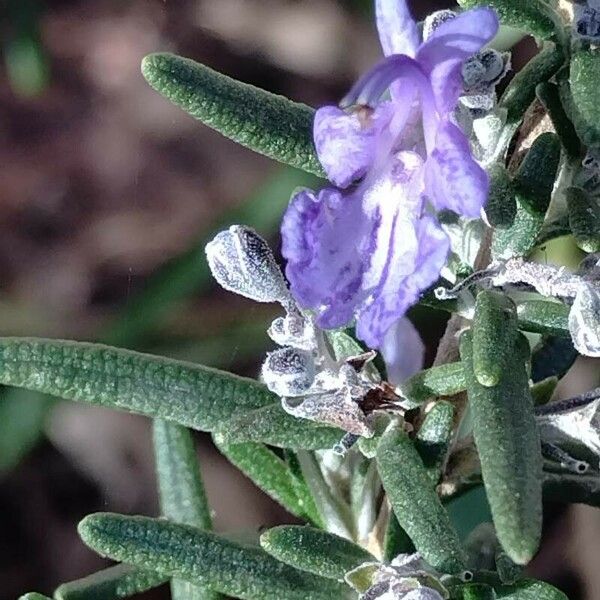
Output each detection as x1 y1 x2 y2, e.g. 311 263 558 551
375 0 420 58
417 8 499 114
425 120 489 218
381 317 425 384
281 186 370 329
314 103 394 189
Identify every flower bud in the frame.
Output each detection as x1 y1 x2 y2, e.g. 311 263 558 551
261 346 315 397
576 7 600 41
462 49 507 89
268 312 316 351
205 225 292 305
569 283 600 357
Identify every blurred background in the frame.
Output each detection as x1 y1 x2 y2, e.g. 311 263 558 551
0 0 598 598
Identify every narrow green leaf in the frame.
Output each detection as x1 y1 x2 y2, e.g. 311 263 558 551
54 564 168 600
398 362 466 406
78 514 349 600
154 421 212 529
472 292 518 387
215 402 343 450
566 186 600 253
142 53 324 176
457 0 559 39
153 420 219 600
416 401 455 483
260 525 374 580
493 133 561 259
536 82 581 160
495 579 568 599
0 337 274 432
212 433 321 524
569 49 600 148
460 331 542 565
500 46 565 127
106 167 319 347
18 594 53 600
535 214 571 248
383 512 414 562
515 300 570 337
377 427 466 573
485 165 516 229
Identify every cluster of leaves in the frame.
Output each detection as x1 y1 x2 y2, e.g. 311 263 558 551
12 0 600 599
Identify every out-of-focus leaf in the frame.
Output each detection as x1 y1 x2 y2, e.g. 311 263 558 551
460 332 542 565
531 335 577 382
18 594 53 600
0 388 52 472
54 564 168 600
215 403 343 450
106 167 319 347
153 420 219 600
377 427 466 573
457 0 559 39
78 514 350 600
296 451 354 539
212 433 321 524
142 53 323 176
495 579 568 599
260 525 374 580
0 338 274 432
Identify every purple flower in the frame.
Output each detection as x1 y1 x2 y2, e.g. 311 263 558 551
282 0 498 349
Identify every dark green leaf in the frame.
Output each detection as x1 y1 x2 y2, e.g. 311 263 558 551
472 292 518 387
377 427 466 573
18 594 53 600
416 401 455 483
0 337 274 432
493 133 561 259
260 525 374 580
54 564 168 600
383 512 414 562
457 0 559 39
566 186 600 253
142 53 323 176
531 335 577 382
485 165 516 229
212 433 321 524
460 332 542 565
78 514 350 600
536 82 581 160
398 362 466 406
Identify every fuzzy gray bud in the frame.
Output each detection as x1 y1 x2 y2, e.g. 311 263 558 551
569 283 600 357
576 7 600 40
262 346 315 397
462 49 507 89
268 312 316 351
205 225 292 305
